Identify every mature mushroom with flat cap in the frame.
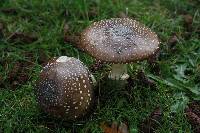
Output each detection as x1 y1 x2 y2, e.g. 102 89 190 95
79 18 160 80
35 56 94 121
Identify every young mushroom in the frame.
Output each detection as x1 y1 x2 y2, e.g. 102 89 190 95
78 18 160 80
35 56 94 121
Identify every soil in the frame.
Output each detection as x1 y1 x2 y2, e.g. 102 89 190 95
185 101 200 133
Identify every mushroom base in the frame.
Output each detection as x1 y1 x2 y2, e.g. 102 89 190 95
108 64 129 80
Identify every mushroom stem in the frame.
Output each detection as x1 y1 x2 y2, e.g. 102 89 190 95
108 64 129 80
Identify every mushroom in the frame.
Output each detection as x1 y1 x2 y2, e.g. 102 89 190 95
35 56 94 121
78 18 160 80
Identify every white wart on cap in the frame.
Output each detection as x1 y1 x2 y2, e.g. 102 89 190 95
35 56 94 120
80 18 160 80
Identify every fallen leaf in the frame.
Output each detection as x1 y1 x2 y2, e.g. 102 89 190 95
118 123 129 133
0 22 4 38
111 122 118 133
183 14 193 32
101 122 116 133
1 8 17 15
101 122 129 133
8 61 21 81
0 22 3 31
183 14 193 25
147 49 161 75
0 75 3 88
64 35 79 43
63 23 83 50
64 34 82 50
126 77 136 88
8 32 38 44
137 70 156 89
139 107 163 133
38 50 49 66
0 22 3 29
188 101 200 117
185 101 200 133
7 61 22 90
168 34 178 48
6 59 34 90
185 107 200 133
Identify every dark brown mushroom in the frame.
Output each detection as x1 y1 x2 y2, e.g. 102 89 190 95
35 56 94 121
79 18 160 80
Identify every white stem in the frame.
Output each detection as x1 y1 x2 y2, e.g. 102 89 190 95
108 64 129 80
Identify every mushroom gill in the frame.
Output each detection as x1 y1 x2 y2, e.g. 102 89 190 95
35 56 94 121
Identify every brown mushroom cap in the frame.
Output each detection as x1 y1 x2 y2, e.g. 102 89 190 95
80 18 160 63
35 56 94 121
